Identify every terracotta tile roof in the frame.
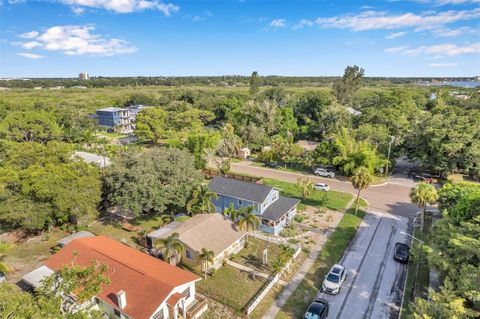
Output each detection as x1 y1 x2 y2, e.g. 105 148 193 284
166 292 184 306
44 236 200 319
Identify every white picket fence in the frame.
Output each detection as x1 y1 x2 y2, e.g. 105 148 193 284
245 245 302 316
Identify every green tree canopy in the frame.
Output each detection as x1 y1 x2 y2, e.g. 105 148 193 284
0 111 62 143
104 147 201 215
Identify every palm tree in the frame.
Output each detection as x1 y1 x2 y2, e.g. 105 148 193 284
271 256 286 286
154 233 184 265
410 182 438 228
187 184 218 216
297 177 315 200
196 248 214 279
351 167 372 215
223 202 240 221
238 206 260 232
0 242 10 274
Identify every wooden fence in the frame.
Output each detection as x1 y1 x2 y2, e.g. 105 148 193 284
202 168 263 183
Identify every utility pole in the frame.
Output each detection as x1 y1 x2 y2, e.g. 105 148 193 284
385 135 395 180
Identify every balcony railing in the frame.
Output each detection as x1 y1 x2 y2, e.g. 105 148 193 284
186 295 208 319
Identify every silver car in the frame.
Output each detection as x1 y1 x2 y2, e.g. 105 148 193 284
315 183 330 192
322 264 346 295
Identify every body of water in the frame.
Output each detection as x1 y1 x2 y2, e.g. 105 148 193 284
425 81 480 88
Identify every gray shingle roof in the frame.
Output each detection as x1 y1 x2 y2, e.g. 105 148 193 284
261 196 300 221
208 176 273 203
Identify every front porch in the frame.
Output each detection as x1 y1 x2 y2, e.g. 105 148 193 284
168 294 208 319
258 206 297 235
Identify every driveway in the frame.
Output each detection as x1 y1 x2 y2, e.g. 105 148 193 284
230 163 418 218
317 211 410 319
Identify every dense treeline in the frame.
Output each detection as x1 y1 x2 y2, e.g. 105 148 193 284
1 75 477 89
412 182 480 318
0 67 479 233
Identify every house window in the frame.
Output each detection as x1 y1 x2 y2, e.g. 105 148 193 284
181 287 191 299
238 199 243 206
152 309 164 319
185 249 194 260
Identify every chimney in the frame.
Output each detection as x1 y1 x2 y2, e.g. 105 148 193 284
116 290 127 310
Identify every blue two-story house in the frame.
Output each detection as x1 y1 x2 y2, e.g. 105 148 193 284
208 176 300 235
96 107 133 134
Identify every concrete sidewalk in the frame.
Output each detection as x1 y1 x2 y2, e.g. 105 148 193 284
261 228 335 319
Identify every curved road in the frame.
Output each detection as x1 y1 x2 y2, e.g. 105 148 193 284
231 162 418 319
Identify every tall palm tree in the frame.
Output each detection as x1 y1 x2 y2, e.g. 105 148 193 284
297 177 315 200
196 248 214 279
154 233 184 265
223 202 240 221
0 242 10 274
410 182 438 228
238 206 260 232
187 184 218 216
351 167 372 215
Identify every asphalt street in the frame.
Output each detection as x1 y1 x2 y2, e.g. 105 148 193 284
229 162 416 319
317 211 410 319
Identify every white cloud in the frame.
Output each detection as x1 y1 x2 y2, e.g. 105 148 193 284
19 31 39 39
428 62 460 67
384 45 410 52
434 0 480 5
293 19 314 30
313 9 480 31
385 31 407 39
385 42 480 56
430 26 476 37
71 6 85 14
17 52 44 59
269 19 287 28
59 0 179 15
16 25 137 56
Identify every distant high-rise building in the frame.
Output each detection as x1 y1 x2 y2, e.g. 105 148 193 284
79 72 90 80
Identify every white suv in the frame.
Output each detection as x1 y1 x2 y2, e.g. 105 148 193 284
314 168 335 178
322 264 346 295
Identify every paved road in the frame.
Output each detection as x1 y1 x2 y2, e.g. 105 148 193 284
231 162 418 217
317 211 410 319
230 162 415 319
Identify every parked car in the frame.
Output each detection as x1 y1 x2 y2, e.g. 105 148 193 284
393 242 410 263
322 264 347 295
413 173 433 183
264 162 280 169
0 272 6 283
315 183 330 192
314 168 335 178
304 298 329 319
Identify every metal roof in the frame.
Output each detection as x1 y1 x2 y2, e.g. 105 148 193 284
22 265 54 289
57 230 95 247
261 196 300 221
208 176 273 203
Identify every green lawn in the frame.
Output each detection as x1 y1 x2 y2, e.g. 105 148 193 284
263 178 352 212
235 237 283 274
275 210 366 319
196 265 267 312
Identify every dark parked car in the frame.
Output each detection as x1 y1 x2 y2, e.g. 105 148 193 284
393 242 410 263
413 173 433 183
264 162 280 169
304 298 329 319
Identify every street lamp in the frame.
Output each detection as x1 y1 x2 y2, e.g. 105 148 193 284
385 135 395 180
400 231 424 243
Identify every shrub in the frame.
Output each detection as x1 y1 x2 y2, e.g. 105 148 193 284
294 215 305 223
280 225 298 238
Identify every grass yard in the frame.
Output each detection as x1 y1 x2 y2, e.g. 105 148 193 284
235 237 284 274
275 210 366 319
263 178 352 212
196 265 267 312
3 229 69 283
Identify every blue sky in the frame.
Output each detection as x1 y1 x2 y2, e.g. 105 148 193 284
1 0 479 77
